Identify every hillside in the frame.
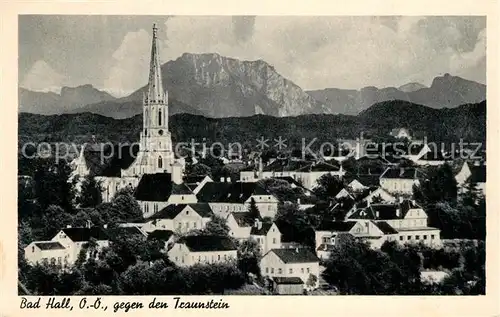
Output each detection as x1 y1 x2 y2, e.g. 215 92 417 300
306 74 486 115
19 85 116 115
18 100 486 152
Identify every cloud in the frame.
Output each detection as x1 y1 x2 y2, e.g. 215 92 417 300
21 60 66 93
103 29 152 97
102 16 486 95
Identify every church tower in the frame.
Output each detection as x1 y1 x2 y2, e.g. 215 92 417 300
123 23 176 177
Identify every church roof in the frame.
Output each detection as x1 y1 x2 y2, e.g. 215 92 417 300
147 203 213 220
82 143 139 177
196 182 271 203
134 173 194 201
145 23 165 103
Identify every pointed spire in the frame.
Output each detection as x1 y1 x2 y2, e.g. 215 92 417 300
147 23 164 102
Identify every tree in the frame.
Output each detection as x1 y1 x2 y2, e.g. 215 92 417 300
76 175 103 208
187 163 212 178
202 215 231 236
314 174 344 201
413 163 457 205
33 158 75 213
306 273 318 289
248 198 261 219
237 238 262 277
109 190 143 223
275 203 315 248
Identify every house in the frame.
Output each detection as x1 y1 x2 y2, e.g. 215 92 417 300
346 201 442 248
147 229 176 251
314 221 358 259
260 248 320 289
239 159 345 190
167 235 238 267
226 212 257 240
183 175 213 194
455 161 486 193
196 182 279 218
47 225 110 265
271 277 304 295
250 221 282 255
416 151 449 166
143 203 213 234
134 173 198 218
24 241 70 267
380 167 424 195
390 128 412 140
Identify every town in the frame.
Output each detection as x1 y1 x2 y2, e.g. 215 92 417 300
18 23 486 296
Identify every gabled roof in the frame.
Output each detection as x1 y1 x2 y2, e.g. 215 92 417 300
34 241 65 250
250 222 274 235
373 221 398 234
272 276 304 285
380 167 423 180
196 182 271 203
179 235 238 252
295 162 341 172
399 199 423 218
270 248 320 264
107 226 146 238
147 203 213 220
147 229 174 241
231 212 258 227
61 227 109 242
316 220 357 232
134 174 194 201
82 143 140 177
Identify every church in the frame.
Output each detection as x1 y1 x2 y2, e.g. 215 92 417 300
71 23 185 203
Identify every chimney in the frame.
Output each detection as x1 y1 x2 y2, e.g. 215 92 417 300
172 163 183 185
103 224 108 229
295 247 299 253
375 211 379 218
258 157 263 179
297 198 301 205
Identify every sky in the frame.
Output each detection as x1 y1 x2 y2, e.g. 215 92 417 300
19 15 486 97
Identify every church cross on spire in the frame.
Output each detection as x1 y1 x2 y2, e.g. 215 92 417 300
147 23 165 102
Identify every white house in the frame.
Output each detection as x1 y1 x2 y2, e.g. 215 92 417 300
260 248 321 289
25 226 111 266
196 182 279 219
167 235 238 267
24 241 70 267
250 221 282 255
143 203 213 234
134 173 198 218
346 200 442 248
380 167 424 195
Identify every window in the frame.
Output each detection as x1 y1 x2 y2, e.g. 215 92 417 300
198 256 201 262
57 257 62 265
271 268 274 273
307 268 310 273
415 235 420 240
224 254 227 260
193 222 197 228
423 235 427 240
407 236 411 240
158 109 162 126
431 235 435 240
301 268 304 273
175 257 178 262
32 246 35 253
218 254 221 261
273 238 276 244
399 236 403 241
181 257 184 263
266 267 269 273
289 268 293 274
278 268 282 274
158 156 163 169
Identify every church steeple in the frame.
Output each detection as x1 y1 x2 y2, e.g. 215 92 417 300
146 23 165 102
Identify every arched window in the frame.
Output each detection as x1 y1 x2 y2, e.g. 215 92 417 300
145 109 149 126
158 156 163 168
158 109 162 126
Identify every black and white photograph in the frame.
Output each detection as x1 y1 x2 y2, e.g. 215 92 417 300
16 14 489 298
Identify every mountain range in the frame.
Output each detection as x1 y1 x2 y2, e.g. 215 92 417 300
19 53 486 118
